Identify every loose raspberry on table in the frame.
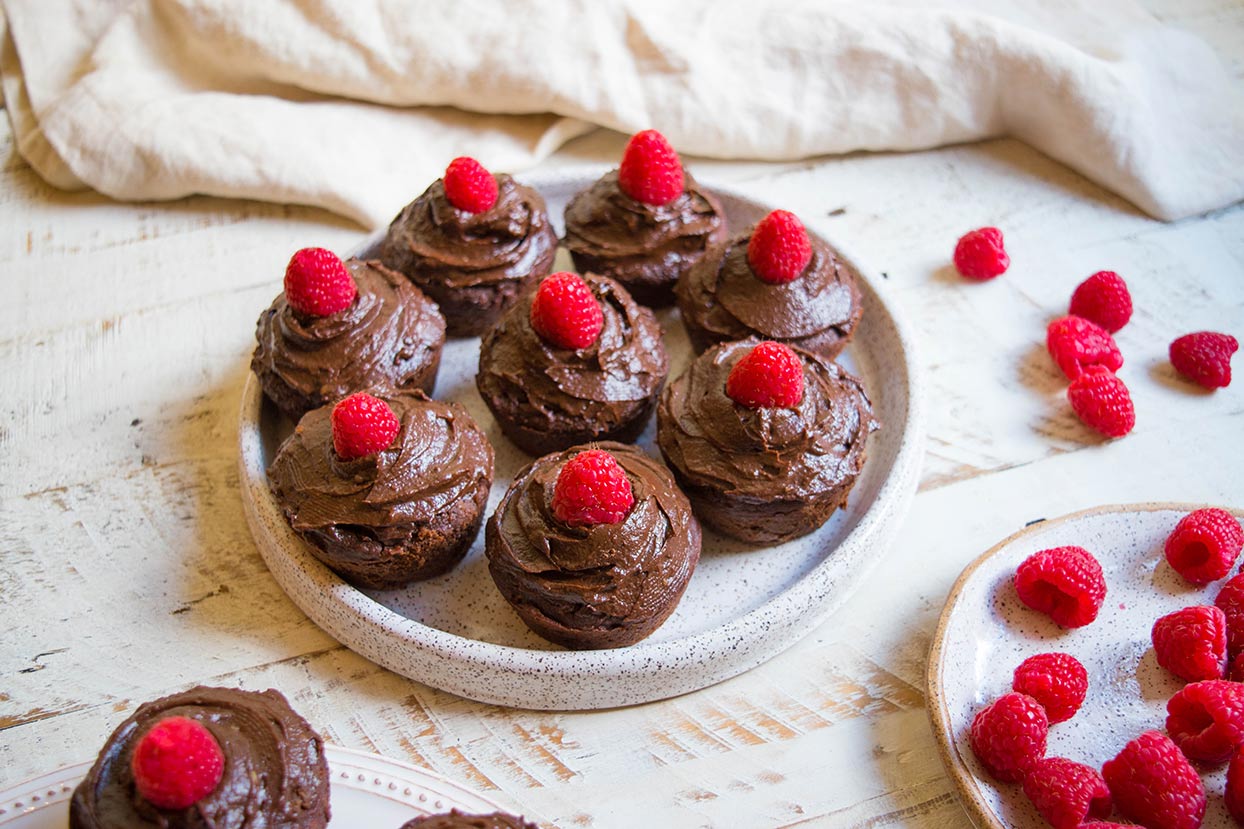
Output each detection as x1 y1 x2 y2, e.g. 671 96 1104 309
1046 315 1124 381
953 226 1009 280
1170 331 1237 389
131 716 225 810
1152 605 1228 683
529 272 604 350
1014 546 1107 628
1102 730 1206 829
969 692 1048 783
443 156 499 213
331 393 401 460
1228 749 1244 823
1012 652 1088 724
1166 680 1244 766
617 129 684 206
1021 757 1111 829
283 247 356 317
1168 507 1244 585
747 210 813 284
1067 366 1135 439
1069 270 1132 333
551 449 635 527
725 341 805 409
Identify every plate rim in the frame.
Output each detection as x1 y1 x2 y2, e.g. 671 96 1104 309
925 500 1244 829
238 170 927 708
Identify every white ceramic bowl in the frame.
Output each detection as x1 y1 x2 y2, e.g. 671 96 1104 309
239 170 925 710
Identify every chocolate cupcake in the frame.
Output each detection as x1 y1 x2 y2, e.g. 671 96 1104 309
486 443 700 649
657 340 878 544
400 811 539 829
269 389 494 588
676 209 864 361
380 157 558 337
562 130 727 307
70 686 330 829
476 271 668 455
252 247 445 423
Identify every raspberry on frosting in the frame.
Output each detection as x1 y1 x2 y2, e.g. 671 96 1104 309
617 129 684 206
130 716 225 810
551 448 635 527
330 392 401 460
953 227 1009 280
1167 507 1244 585
443 156 499 213
747 210 813 284
528 272 605 350
1046 315 1123 381
1011 652 1087 724
725 341 805 408
968 692 1048 782
283 247 357 317
1101 730 1206 829
1013 545 1107 628
1152 605 1228 683
1069 270 1132 333
1067 366 1135 439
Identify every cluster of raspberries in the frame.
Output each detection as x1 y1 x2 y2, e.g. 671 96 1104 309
952 228 1237 440
969 507 1244 829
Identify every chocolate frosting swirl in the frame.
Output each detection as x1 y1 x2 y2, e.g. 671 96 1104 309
476 273 668 447
676 230 863 359
252 258 445 421
562 171 727 306
657 340 877 502
485 442 700 650
400 811 539 829
380 175 557 336
70 686 329 829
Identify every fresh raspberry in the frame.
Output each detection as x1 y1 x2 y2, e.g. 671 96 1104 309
1170 331 1237 389
330 393 400 460
1014 546 1107 628
725 341 805 409
1012 652 1088 724
551 449 635 527
1230 651 1244 683
1168 507 1244 585
1046 315 1124 381
1069 270 1132 333
1078 823 1136 828
1067 367 1135 439
1102 731 1206 829
747 210 813 284
968 692 1048 783
1166 680 1244 766
283 247 356 317
1152 605 1228 682
1228 749 1244 823
617 129 684 206
130 716 225 810
953 227 1009 280
443 156 499 213
1021 757 1111 829
528 272 604 350
1215 573 1244 653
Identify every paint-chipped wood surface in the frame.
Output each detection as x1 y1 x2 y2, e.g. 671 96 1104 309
2 4 1243 824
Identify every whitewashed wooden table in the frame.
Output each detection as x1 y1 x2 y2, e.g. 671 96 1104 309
2 4 1242 824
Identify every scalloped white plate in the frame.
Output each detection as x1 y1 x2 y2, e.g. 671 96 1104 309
0 745 506 827
928 503 1244 829
239 169 925 710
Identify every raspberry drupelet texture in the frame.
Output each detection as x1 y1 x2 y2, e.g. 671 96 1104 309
747 210 813 285
283 247 357 317
1167 507 1244 585
528 272 605 350
1152 605 1228 683
1011 652 1088 724
1069 270 1132 333
725 341 805 409
1101 730 1206 829
551 449 635 527
443 156 499 213
1014 545 1107 628
953 227 1009 280
130 716 225 810
1165 680 1244 766
1021 757 1112 829
1228 749 1244 823
968 692 1048 782
617 129 684 206
330 393 401 460
1216 572 1244 653
1067 366 1135 438
1046 315 1124 381
1170 331 1238 389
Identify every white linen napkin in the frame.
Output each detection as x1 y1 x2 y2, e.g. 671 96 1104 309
3 0 1242 227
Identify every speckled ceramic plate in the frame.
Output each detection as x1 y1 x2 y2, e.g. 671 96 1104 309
0 745 506 827
928 502 1244 829
239 169 925 710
